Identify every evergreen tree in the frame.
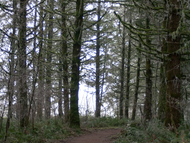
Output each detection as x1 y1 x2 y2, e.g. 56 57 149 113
19 0 28 128
70 0 84 128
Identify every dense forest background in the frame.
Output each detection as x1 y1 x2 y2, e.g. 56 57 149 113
0 0 190 142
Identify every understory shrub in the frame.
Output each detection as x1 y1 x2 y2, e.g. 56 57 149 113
0 118 70 143
116 119 190 143
81 116 128 128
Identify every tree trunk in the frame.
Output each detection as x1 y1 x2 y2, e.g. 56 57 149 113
60 0 69 123
165 0 182 130
45 0 54 119
158 2 167 122
5 0 17 139
144 59 152 121
119 7 126 119
158 63 166 121
19 0 28 128
37 0 45 120
58 57 63 118
70 0 83 128
144 17 152 122
29 0 38 129
131 47 141 120
125 10 131 118
95 0 101 118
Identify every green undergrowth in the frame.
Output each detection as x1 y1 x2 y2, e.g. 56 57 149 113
3 116 190 143
116 119 190 143
0 118 74 143
81 116 128 128
0 116 127 143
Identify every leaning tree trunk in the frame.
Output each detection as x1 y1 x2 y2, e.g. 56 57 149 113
165 0 182 131
95 0 101 118
19 0 28 128
69 0 84 128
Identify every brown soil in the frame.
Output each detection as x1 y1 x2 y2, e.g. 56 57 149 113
54 128 121 143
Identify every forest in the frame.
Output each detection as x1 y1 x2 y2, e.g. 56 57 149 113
0 0 190 142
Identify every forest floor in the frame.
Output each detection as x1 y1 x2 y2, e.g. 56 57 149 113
49 128 122 143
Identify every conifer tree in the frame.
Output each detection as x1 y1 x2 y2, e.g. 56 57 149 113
19 0 28 128
70 0 84 128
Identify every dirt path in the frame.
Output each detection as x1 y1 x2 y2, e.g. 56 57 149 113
58 128 121 143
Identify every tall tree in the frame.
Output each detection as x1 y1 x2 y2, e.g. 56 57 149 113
19 0 28 128
37 0 45 120
5 0 17 139
144 16 152 122
131 47 141 120
158 62 166 121
119 7 125 119
158 1 167 122
29 0 38 129
125 9 131 118
70 0 84 128
95 0 101 118
45 0 54 119
58 52 63 118
165 0 182 130
60 0 69 122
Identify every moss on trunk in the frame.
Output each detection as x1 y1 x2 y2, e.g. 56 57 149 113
70 0 84 128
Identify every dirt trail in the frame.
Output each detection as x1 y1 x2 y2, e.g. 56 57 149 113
60 128 121 143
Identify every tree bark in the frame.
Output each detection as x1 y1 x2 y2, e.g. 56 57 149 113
19 0 28 128
158 63 166 121
144 17 152 122
37 0 45 120
119 7 126 119
70 0 83 128
165 0 182 130
95 0 101 118
58 57 63 118
158 2 167 122
125 9 131 118
60 0 69 123
28 0 38 130
5 0 17 139
45 0 54 119
131 47 141 120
